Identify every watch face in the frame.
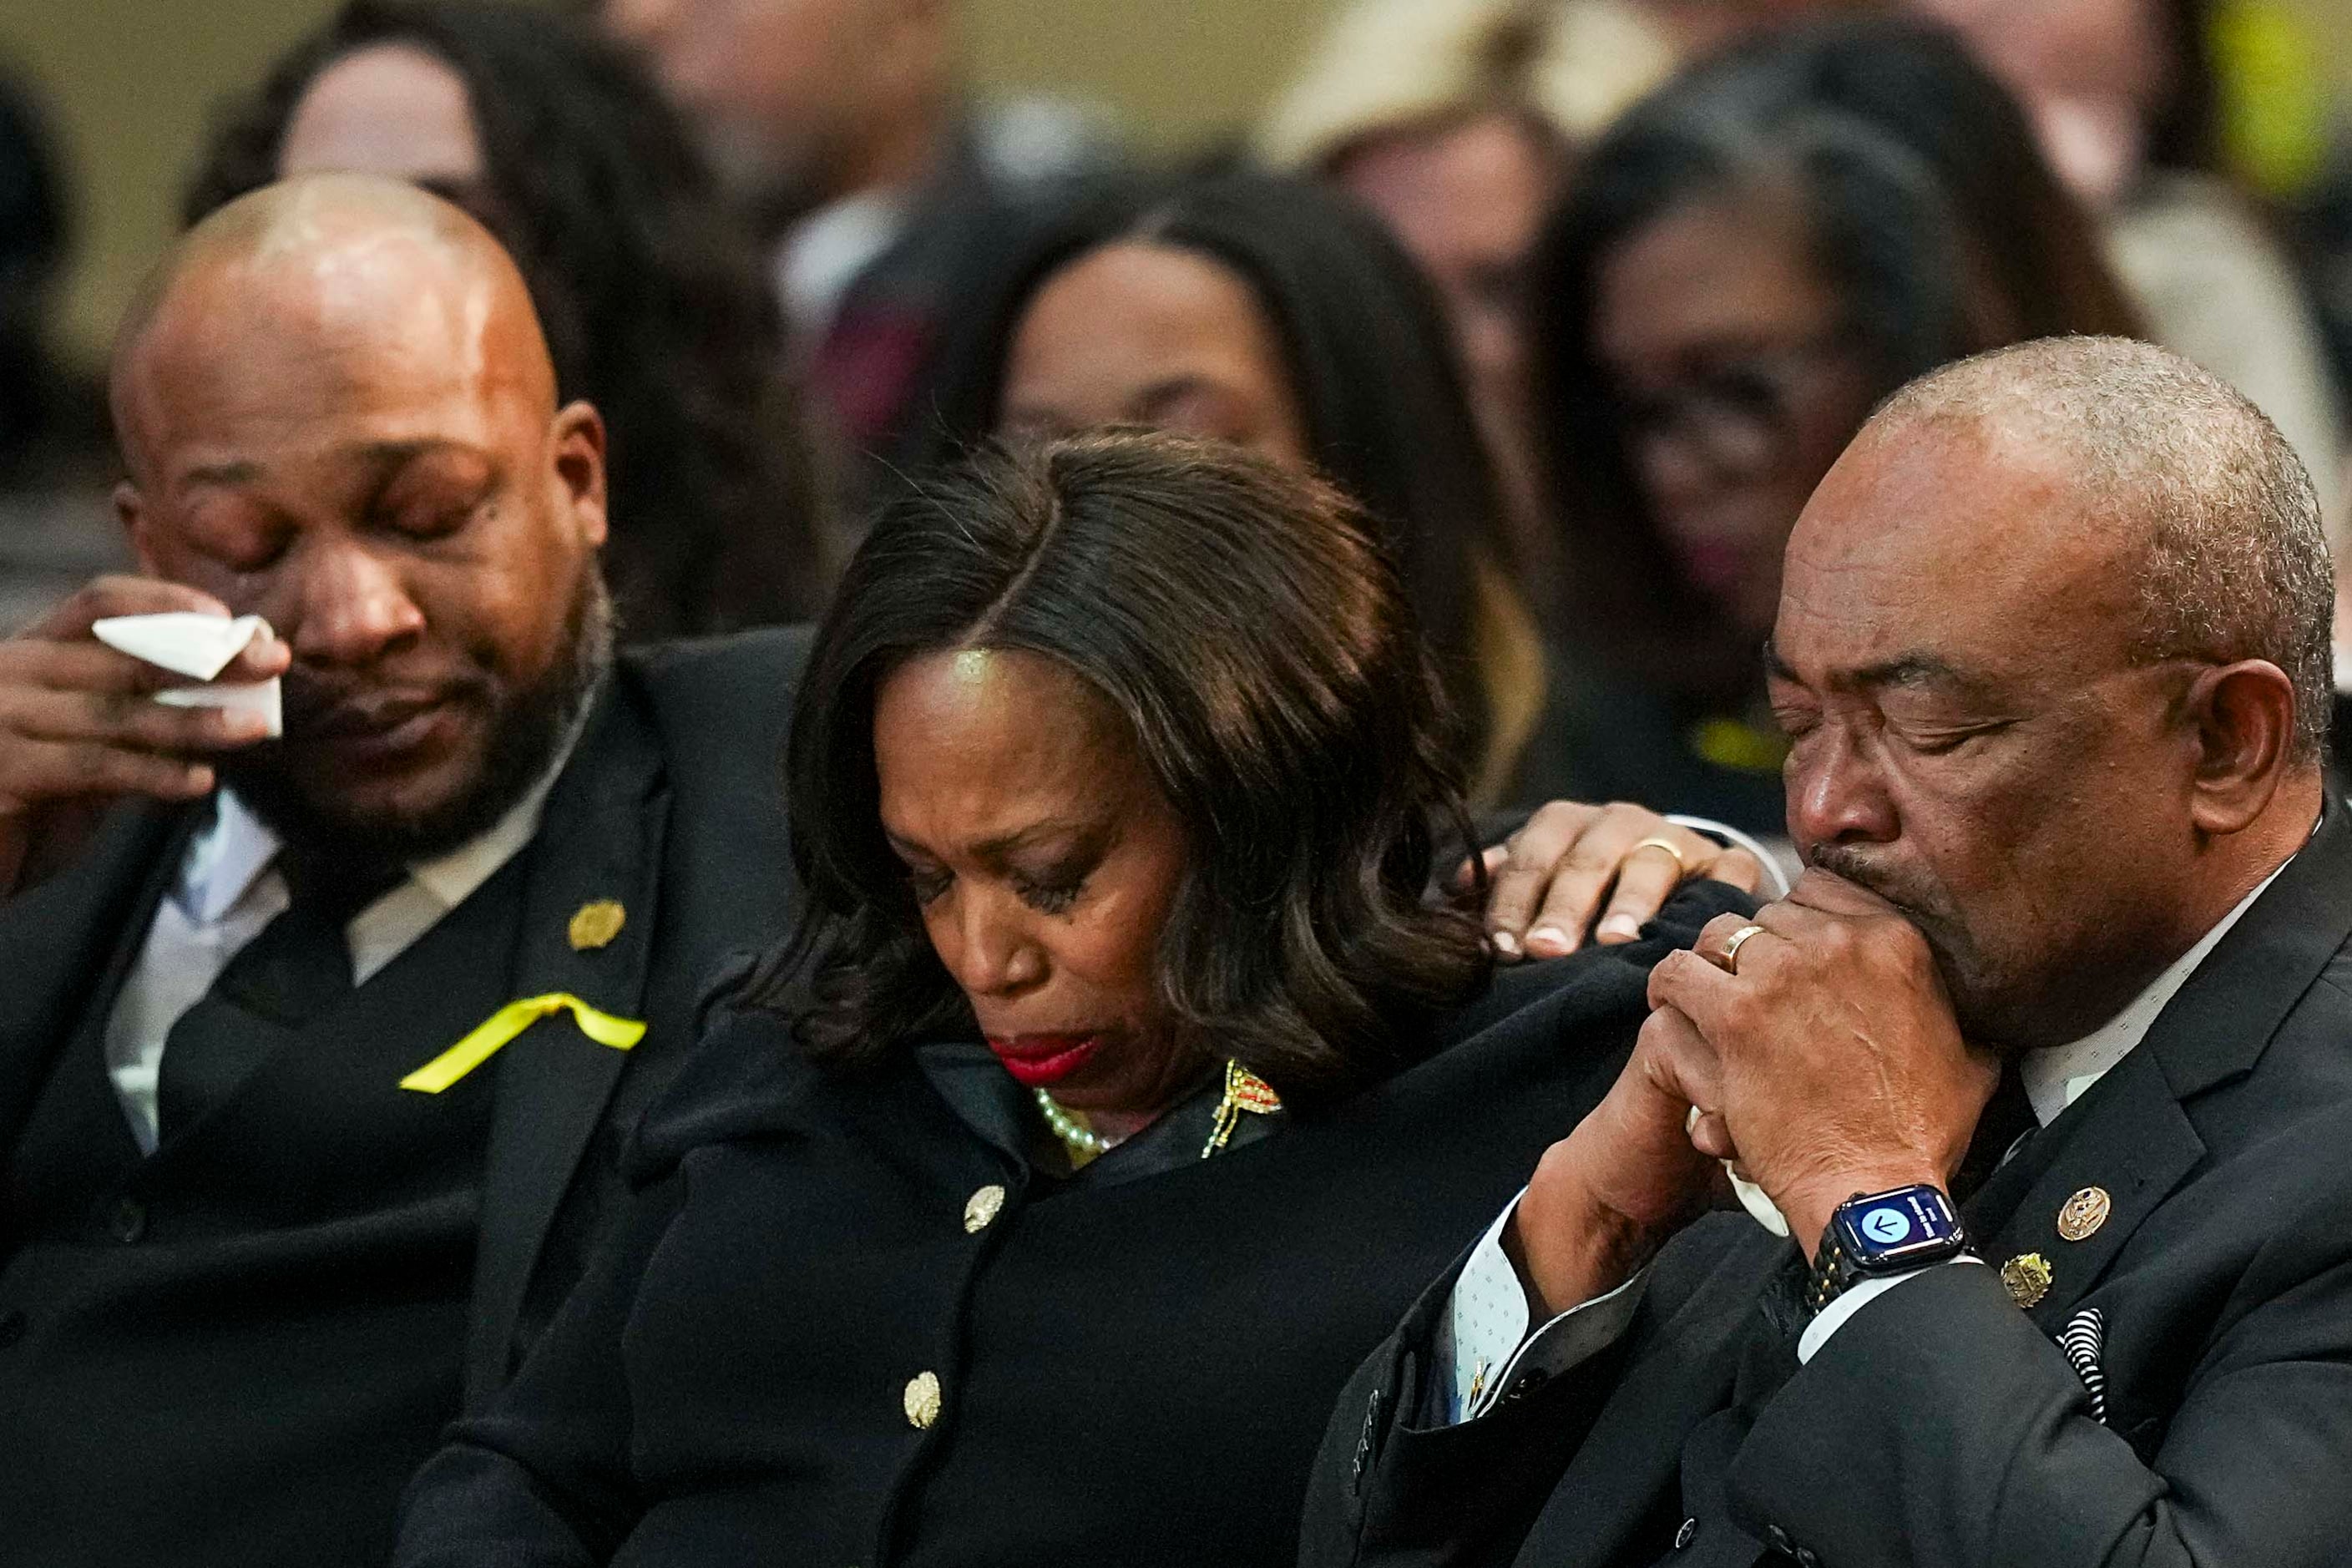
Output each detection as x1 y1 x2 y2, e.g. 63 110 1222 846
1833 1185 1965 1272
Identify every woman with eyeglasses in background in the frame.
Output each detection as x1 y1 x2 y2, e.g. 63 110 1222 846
1526 17 2143 844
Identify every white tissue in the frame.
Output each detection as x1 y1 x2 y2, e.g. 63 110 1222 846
1687 1105 1791 1237
91 612 269 680
91 611 283 738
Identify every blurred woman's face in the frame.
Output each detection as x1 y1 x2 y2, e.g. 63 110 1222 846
1332 113 1558 409
998 241 1313 468
875 645 1197 1120
1914 0 2169 207
1596 190 1879 637
1332 113 1560 528
278 43 492 209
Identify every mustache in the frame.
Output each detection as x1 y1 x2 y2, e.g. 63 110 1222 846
275 665 491 737
1804 842 1940 921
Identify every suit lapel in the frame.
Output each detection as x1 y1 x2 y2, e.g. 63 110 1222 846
2137 802 2352 1101
0 803 194 1153
463 681 669 1401
1966 1047 2205 1333
1967 803 2352 1332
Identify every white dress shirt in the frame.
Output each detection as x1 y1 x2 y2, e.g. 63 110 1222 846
100 751 574 1156
776 190 910 346
1440 845 2299 1423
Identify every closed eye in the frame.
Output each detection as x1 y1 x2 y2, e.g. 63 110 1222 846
1899 720 2014 755
1014 876 1084 915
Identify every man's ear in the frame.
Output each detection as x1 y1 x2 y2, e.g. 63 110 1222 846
550 400 609 550
114 480 164 576
2182 659 2300 835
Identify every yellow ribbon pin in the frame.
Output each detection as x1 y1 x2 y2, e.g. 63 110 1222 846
399 993 646 1094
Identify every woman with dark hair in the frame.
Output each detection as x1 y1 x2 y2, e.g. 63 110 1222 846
918 171 1576 810
1529 17 2144 839
185 0 829 638
392 431 1753 1565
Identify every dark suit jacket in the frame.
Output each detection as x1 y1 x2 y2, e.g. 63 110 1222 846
388 885 1754 1568
0 627 807 1432
1305 801 2352 1568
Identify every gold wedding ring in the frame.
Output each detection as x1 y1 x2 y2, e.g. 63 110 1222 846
1719 923 1767 974
1630 836 1689 874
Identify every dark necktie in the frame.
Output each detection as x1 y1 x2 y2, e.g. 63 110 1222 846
155 854 402 1141
1952 1056 2038 1205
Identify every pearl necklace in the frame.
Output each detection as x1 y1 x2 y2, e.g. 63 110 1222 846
1033 1088 1115 1159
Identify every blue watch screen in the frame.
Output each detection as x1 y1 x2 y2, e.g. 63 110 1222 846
1834 1186 1963 1270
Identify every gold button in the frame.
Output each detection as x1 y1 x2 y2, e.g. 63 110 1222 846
2056 1186 2111 1242
568 900 626 951
963 1184 1006 1233
904 1371 942 1430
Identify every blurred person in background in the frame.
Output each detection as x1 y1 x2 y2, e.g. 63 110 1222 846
1916 0 2348 521
0 69 131 632
916 173 1585 811
599 0 1114 494
1529 18 2143 842
1627 0 1867 57
1257 0 1677 591
185 0 830 639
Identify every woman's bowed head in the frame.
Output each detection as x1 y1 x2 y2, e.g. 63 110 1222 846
748 430 1494 1126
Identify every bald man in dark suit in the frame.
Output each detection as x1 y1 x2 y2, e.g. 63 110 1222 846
0 175 807 1566
1308 337 2352 1568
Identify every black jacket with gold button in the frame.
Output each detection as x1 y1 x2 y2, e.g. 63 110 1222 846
0 628 809 1568
390 882 1751 1567
1299 803 2352 1568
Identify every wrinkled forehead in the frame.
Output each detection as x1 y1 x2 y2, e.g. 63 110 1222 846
1773 420 2141 684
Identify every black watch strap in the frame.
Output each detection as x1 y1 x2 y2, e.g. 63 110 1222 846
1806 1229 1860 1314
1805 1184 1969 1317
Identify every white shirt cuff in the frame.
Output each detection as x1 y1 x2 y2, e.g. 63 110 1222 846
1795 1256 1986 1363
1665 814 1793 897
1433 1189 1650 1424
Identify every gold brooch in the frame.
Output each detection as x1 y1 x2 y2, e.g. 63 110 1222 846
2057 1186 2112 1242
568 899 627 951
1201 1060 1284 1157
2001 1252 2054 1308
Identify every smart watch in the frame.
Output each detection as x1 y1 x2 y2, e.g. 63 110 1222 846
1805 1184 1968 1314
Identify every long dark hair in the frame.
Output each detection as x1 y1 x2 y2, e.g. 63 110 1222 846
183 0 827 637
1535 17 2144 697
751 430 1490 1099
913 172 1515 785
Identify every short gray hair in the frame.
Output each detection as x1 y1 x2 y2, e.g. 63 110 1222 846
1866 335 2335 762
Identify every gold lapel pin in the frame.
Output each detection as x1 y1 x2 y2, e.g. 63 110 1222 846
2001 1252 2054 1308
2057 1186 2112 1242
569 899 626 952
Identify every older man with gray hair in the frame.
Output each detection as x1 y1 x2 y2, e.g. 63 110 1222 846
1308 336 2352 1568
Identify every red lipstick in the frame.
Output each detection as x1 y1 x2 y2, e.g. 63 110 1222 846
985 1034 1101 1087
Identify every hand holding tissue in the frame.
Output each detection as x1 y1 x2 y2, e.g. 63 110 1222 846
91 612 284 737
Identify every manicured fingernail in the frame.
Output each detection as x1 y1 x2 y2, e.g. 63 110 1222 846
1599 913 1641 941
1525 926 1570 956
1490 930 1520 958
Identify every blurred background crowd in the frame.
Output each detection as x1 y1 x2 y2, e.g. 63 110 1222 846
8 0 2352 842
